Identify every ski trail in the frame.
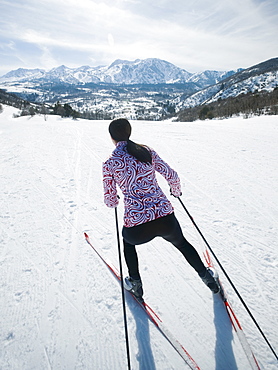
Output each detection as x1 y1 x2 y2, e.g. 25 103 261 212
1 227 128 369
1 113 277 369
35 319 52 370
2 230 98 329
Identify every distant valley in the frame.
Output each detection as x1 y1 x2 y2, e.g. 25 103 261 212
0 57 277 121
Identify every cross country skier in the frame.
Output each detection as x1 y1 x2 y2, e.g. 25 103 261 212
102 118 219 301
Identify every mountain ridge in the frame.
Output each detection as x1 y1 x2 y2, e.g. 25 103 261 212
0 58 237 86
1 57 277 121
176 57 278 109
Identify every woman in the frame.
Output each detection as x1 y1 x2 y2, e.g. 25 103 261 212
103 118 219 301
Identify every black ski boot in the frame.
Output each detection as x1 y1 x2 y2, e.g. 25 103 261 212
199 268 220 294
124 276 144 302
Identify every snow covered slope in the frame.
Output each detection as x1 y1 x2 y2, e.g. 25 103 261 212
177 58 278 109
0 107 277 369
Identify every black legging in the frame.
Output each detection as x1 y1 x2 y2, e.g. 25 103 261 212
122 212 206 280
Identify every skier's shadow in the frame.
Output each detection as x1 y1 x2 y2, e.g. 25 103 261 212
125 293 156 370
213 294 237 369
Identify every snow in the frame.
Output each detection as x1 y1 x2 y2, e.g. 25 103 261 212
177 70 278 109
0 106 277 369
0 59 192 85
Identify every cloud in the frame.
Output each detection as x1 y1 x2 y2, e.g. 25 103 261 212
0 0 277 74
107 34 115 48
38 46 59 70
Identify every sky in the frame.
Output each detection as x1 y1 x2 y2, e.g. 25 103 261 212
0 0 277 76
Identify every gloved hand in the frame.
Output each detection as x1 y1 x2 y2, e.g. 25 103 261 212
170 189 182 198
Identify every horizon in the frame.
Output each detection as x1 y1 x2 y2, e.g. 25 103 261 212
1 55 277 78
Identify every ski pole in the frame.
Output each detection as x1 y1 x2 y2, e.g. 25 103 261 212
177 197 278 361
114 207 131 370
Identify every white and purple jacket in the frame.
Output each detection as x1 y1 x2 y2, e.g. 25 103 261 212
103 141 181 228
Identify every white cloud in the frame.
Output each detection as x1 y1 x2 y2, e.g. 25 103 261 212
107 34 115 48
39 46 59 70
0 0 277 74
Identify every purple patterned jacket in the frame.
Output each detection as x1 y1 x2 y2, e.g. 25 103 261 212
103 141 181 227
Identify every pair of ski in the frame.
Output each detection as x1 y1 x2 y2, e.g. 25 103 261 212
84 232 259 369
84 232 200 369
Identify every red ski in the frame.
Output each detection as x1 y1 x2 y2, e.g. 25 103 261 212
84 232 200 370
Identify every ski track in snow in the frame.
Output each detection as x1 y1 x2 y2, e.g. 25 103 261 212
0 106 277 369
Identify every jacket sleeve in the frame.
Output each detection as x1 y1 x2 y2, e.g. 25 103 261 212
102 160 119 208
151 150 182 197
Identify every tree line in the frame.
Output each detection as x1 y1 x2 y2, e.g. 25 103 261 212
175 88 278 122
1 87 278 122
0 90 80 119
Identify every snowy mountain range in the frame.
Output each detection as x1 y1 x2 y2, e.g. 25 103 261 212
0 57 277 120
176 58 278 109
0 58 238 86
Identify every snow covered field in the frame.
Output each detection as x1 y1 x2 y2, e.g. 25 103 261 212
0 106 277 369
